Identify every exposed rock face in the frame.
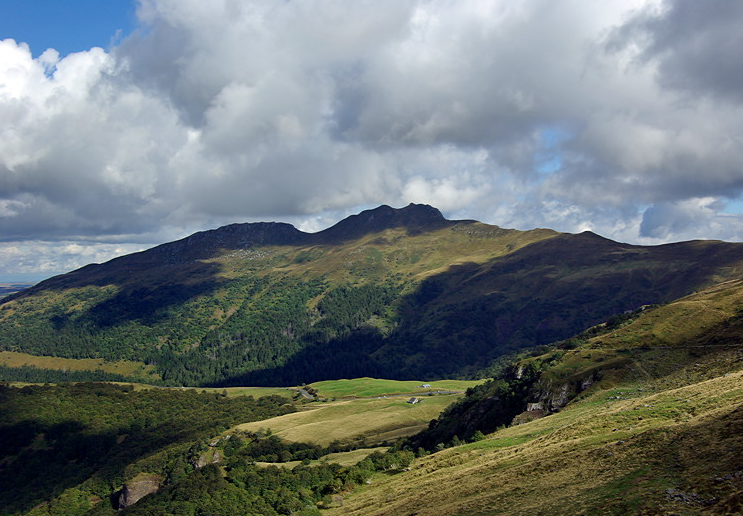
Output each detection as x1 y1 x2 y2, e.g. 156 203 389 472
580 374 596 391
528 379 572 412
196 448 223 468
117 473 162 509
526 371 599 413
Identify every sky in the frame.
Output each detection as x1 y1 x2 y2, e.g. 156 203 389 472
2 0 743 282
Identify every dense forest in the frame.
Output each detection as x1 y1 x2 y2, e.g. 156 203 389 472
0 365 138 384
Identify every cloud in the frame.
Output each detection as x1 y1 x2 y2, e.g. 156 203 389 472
610 0 743 104
1 0 743 279
640 197 743 242
0 240 147 282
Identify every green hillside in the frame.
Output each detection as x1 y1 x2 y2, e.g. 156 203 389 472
3 204 743 386
331 370 743 516
327 278 743 515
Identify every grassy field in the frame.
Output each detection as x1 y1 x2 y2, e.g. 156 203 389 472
309 377 484 398
327 366 743 515
4 380 297 400
235 393 463 446
0 350 159 380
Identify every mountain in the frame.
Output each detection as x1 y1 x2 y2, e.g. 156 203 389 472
3 203 743 386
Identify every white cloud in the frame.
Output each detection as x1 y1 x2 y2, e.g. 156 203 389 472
2 0 743 280
0 240 146 281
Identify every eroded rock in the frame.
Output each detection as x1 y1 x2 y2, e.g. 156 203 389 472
117 473 162 509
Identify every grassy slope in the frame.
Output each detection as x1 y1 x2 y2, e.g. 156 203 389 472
153 385 297 399
4 209 743 386
325 279 743 515
0 351 159 380
256 447 390 469
0 222 556 382
330 366 743 516
3 381 298 400
589 277 743 351
4 277 742 514
242 223 556 284
235 394 463 446
529 277 743 398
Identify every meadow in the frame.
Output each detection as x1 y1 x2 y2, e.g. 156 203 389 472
308 377 483 398
235 393 464 446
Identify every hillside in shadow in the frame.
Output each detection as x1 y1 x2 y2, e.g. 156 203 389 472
212 231 743 385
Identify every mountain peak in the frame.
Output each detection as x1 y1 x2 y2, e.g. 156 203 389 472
315 203 450 242
149 221 308 263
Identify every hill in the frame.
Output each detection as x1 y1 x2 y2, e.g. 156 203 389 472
326 278 743 515
3 204 743 386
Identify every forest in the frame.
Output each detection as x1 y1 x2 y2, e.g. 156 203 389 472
0 382 416 516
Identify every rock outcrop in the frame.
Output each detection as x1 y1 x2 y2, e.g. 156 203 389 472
117 473 163 509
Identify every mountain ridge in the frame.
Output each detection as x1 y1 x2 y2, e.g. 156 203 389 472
313 203 454 242
8 204 450 297
3 204 743 386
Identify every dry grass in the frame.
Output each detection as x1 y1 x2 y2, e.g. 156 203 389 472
99 382 296 399
215 223 558 285
592 277 743 351
256 447 390 469
323 281 743 515
328 368 743 516
190 386 295 398
234 394 462 446
0 351 159 380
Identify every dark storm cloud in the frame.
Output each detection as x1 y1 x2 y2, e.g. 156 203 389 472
612 0 743 103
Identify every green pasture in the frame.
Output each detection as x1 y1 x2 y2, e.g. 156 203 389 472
309 377 484 398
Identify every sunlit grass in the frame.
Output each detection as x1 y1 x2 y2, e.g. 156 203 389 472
328 369 743 516
256 447 390 469
309 377 483 398
234 394 463 446
0 350 159 380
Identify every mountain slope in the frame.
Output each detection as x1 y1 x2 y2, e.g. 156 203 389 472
3 204 743 386
330 371 743 516
329 277 743 515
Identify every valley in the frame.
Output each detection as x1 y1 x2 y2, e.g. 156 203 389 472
329 369 743 516
0 284 34 298
235 392 466 447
